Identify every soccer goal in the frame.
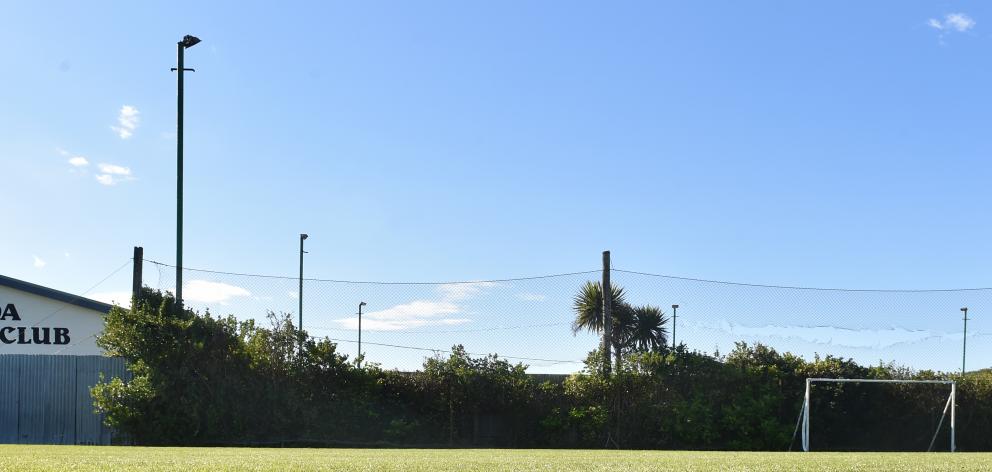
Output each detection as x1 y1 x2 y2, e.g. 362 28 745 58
792 378 956 452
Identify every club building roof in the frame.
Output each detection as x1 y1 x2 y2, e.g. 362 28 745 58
0 274 113 313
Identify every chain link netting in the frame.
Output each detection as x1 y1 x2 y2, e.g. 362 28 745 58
143 260 990 374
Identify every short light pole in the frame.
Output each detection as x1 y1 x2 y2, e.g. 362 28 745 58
171 34 200 310
358 301 367 368
298 233 308 353
671 304 679 349
961 307 969 376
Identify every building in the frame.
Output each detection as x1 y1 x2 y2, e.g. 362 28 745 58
0 274 128 445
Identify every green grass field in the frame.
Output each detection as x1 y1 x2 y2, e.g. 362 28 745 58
0 446 988 471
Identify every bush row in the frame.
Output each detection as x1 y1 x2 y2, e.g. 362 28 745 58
92 289 992 450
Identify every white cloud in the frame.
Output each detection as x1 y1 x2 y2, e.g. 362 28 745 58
33 255 46 268
98 163 131 175
56 147 70 157
516 292 546 302
183 280 251 304
111 105 140 139
288 291 299 300
90 291 132 309
95 163 134 186
929 13 975 33
335 315 471 331
333 282 496 331
68 156 89 167
945 13 976 32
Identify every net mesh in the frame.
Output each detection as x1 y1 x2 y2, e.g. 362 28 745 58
142 260 990 374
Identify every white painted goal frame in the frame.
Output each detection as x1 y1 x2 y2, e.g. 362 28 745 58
795 378 956 452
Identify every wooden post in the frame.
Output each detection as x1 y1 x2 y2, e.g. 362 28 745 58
602 250 612 377
131 246 143 305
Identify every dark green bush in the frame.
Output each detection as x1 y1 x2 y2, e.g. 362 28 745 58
93 289 992 450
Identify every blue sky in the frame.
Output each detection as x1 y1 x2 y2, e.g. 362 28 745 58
2 2 990 372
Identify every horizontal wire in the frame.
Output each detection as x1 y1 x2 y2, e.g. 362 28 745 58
32 258 133 328
146 258 992 292
306 321 572 335
614 269 992 293
317 337 584 364
144 259 597 284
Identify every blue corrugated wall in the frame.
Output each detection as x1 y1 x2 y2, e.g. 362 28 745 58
0 355 130 445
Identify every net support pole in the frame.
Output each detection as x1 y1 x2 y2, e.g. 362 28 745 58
802 378 811 452
132 246 143 303
789 395 807 451
951 381 956 452
602 250 612 377
927 391 953 452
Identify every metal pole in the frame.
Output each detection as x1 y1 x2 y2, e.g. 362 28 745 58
951 381 956 452
358 302 366 367
928 391 953 452
602 250 612 377
803 378 811 452
175 41 184 310
299 234 307 353
671 304 679 349
172 35 199 310
961 308 969 376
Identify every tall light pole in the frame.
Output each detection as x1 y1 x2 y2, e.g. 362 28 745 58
671 304 679 349
299 233 308 353
961 307 969 376
172 34 200 310
358 302 367 368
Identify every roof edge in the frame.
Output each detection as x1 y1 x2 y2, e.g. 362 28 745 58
0 274 115 313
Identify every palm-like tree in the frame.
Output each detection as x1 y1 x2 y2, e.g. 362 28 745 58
625 305 669 352
572 283 670 373
571 281 627 335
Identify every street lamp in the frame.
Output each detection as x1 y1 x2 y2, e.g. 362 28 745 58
299 233 308 352
961 307 969 376
358 302 367 367
671 304 679 349
172 34 200 310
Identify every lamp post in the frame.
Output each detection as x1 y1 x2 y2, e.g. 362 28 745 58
671 304 679 349
299 233 308 353
172 34 200 310
961 307 969 376
358 302 367 368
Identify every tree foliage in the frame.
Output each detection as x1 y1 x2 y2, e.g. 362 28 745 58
93 288 992 450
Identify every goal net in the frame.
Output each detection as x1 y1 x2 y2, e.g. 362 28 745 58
794 378 956 452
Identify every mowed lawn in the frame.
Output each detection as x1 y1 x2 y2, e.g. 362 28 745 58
0 446 988 471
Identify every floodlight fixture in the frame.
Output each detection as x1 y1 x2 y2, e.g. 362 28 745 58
180 35 201 48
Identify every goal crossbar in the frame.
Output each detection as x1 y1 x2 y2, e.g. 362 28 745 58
808 378 954 385
794 378 956 453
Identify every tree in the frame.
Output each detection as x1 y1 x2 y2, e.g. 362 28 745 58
624 305 669 353
571 281 627 336
572 283 670 373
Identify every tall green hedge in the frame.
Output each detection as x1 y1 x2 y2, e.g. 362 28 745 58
92 289 992 450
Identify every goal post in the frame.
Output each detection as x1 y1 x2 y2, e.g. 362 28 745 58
793 378 956 452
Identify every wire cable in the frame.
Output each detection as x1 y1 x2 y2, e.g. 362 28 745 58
143 259 597 284
31 258 133 328
614 269 992 293
318 337 584 364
